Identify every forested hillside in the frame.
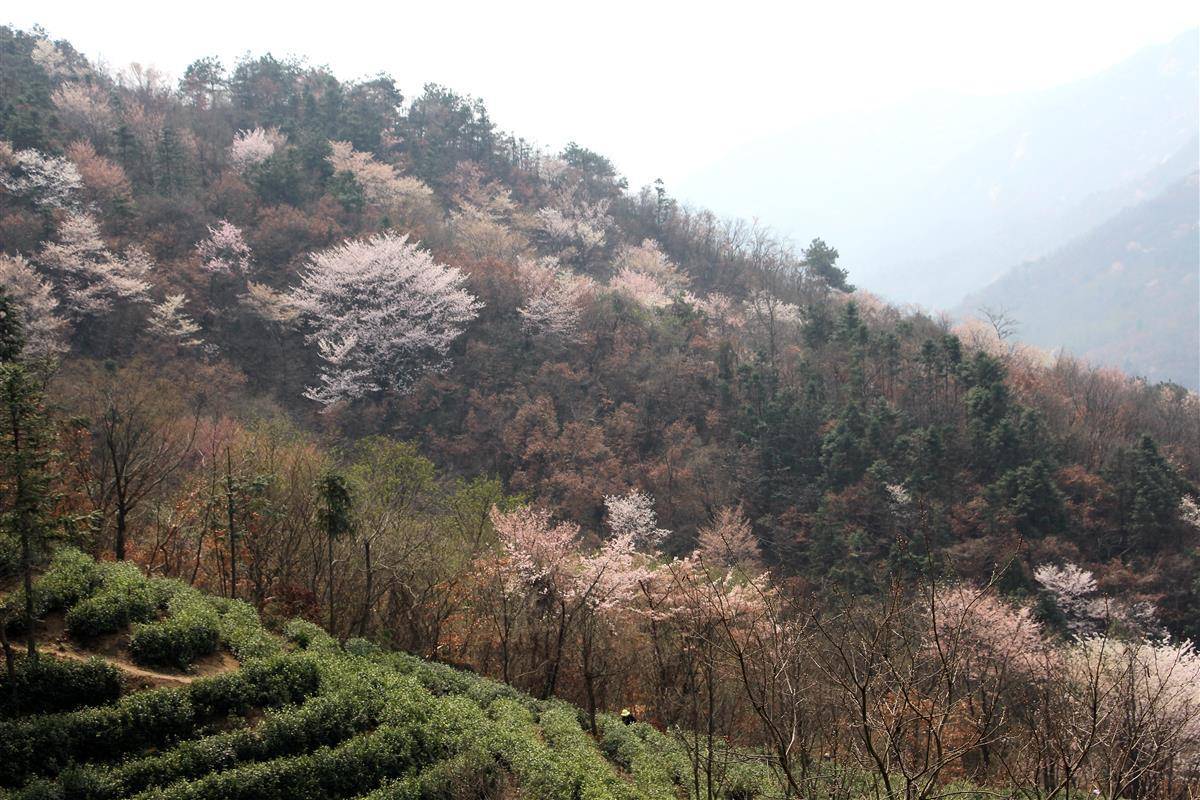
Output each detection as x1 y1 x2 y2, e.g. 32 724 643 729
2 25 1200 799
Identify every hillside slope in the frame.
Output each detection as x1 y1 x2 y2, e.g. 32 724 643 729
962 172 1200 389
0 550 745 800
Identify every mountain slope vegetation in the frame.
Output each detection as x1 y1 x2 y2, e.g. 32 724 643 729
0 549 737 800
1 24 1199 799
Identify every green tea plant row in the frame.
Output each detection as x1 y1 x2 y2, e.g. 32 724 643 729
6 549 280 671
2 551 787 800
0 655 321 787
0 656 122 719
10 684 385 799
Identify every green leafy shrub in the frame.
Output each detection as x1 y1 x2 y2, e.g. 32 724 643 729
32 548 104 612
283 618 338 653
595 714 686 799
0 655 122 718
126 714 437 800
209 598 280 661
130 591 221 669
343 637 380 658
0 654 320 787
2 548 103 633
63 562 163 640
9 685 383 800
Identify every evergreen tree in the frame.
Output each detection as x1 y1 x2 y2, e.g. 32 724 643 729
1107 435 1190 553
803 237 852 292
821 404 870 490
155 125 188 194
0 352 55 666
317 471 353 634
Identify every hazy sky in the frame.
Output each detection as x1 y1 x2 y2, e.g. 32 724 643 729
7 0 1199 189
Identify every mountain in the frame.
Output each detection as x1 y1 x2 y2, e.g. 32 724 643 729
962 172 1200 389
677 30 1200 310
4 24 1200 799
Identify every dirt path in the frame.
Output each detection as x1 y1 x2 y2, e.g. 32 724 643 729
41 643 198 688
19 612 241 691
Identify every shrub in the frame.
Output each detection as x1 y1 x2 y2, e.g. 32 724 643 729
63 562 162 640
12 685 384 800
2 548 102 632
282 618 338 653
0 654 320 787
32 548 104 611
126 722 431 800
343 637 380 658
0 655 122 718
130 591 221 669
209 598 280 661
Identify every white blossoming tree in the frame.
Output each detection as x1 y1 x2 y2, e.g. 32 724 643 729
228 127 285 172
0 254 68 358
196 220 252 276
35 212 151 322
148 294 203 348
326 140 438 227
292 233 482 406
516 257 592 340
1 141 83 210
603 490 669 550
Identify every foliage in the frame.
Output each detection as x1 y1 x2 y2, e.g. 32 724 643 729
0 654 121 718
129 588 221 669
291 233 482 405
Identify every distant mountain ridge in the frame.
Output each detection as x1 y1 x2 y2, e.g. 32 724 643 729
678 29 1200 310
963 172 1199 389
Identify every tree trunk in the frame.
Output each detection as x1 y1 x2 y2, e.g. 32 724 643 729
327 532 335 635
1 619 16 696
114 502 127 561
359 537 372 637
11 405 37 665
225 448 237 600
581 623 598 733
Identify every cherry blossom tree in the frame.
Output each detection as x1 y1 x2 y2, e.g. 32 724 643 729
604 490 669 549
516 256 593 340
196 220 252 276
66 141 131 210
534 157 612 268
240 282 299 324
148 294 203 348
1 142 83 210
613 239 689 294
1179 495 1200 530
228 127 285 172
696 505 761 570
0 254 68 358
292 233 482 406
327 140 437 225
52 84 116 143
1035 562 1107 636
608 267 672 309
483 504 580 689
35 212 151 322
683 290 745 332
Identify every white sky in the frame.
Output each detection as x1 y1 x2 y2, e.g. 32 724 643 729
7 0 1199 190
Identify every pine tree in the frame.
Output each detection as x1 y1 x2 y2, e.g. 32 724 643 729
317 472 353 634
0 338 55 667
155 125 188 194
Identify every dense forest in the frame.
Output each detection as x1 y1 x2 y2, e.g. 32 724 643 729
2 25 1199 800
